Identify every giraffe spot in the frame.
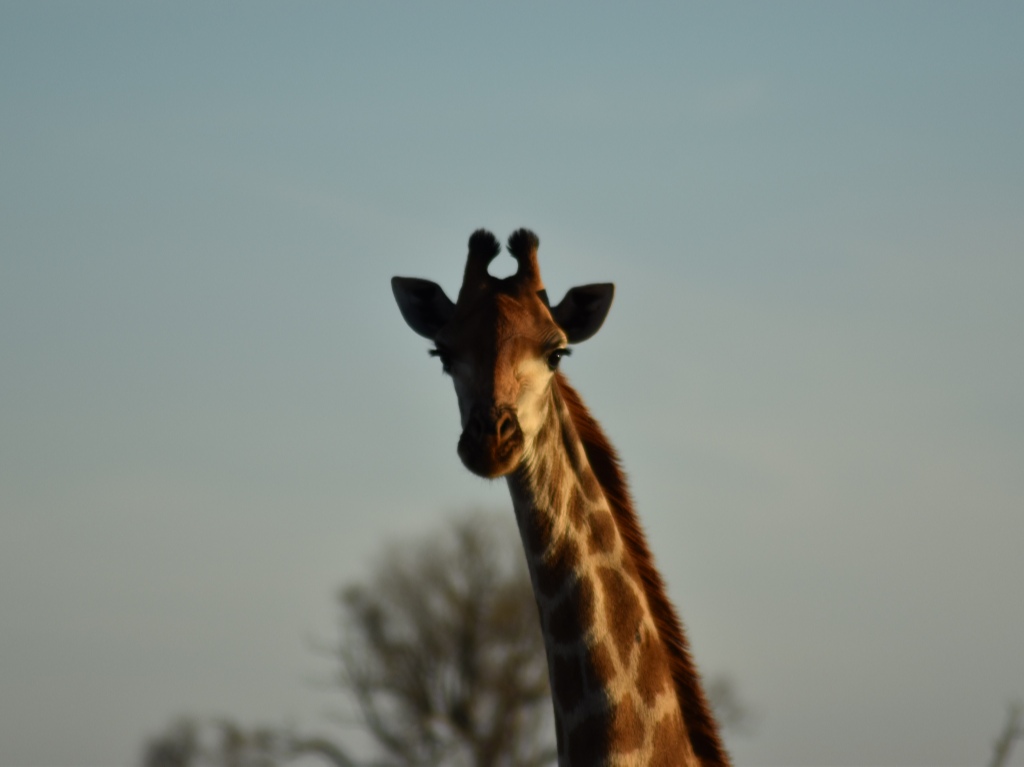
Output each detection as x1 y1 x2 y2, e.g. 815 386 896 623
597 565 645 666
520 509 549 560
535 535 581 599
566 487 588 532
567 711 609 766
587 509 617 555
609 695 645 754
636 629 673 708
534 456 551 492
551 652 586 712
648 710 688 767
541 453 565 509
589 641 618 688
579 465 604 503
547 575 594 646
609 541 642 587
562 418 586 475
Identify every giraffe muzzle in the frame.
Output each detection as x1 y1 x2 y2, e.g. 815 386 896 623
457 405 524 478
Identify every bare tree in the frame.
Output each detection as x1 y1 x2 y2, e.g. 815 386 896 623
337 512 554 767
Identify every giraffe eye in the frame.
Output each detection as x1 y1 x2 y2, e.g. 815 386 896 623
428 348 452 374
547 348 570 371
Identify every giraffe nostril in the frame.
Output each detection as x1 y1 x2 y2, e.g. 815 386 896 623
495 410 518 442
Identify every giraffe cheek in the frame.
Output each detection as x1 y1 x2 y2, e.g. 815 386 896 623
513 362 552 439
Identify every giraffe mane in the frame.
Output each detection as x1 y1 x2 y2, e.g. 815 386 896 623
555 372 729 767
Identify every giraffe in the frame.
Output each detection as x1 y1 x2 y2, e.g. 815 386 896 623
391 229 729 767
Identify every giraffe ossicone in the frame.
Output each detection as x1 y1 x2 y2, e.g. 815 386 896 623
392 229 728 767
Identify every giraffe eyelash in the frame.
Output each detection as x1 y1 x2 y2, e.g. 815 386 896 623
428 347 453 374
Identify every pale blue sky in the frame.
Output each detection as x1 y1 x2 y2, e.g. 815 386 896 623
2 3 1022 766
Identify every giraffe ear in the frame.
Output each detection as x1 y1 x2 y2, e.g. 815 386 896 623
391 277 455 339
550 283 614 343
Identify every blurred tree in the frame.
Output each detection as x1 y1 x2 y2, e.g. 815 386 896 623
139 512 749 767
139 717 356 767
704 676 752 735
336 512 554 767
139 513 553 767
990 701 1024 767
140 718 199 767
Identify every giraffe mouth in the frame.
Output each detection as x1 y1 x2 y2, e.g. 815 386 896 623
457 435 524 478
457 406 525 478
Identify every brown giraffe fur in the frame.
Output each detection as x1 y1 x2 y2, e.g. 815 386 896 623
392 229 728 767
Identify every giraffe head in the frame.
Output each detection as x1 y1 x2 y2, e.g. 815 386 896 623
392 228 614 478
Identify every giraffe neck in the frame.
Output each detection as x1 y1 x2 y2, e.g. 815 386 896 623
506 375 728 767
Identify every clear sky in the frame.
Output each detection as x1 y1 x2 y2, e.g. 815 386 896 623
2 3 1022 765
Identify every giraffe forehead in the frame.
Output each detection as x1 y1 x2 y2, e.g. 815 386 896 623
442 290 564 357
